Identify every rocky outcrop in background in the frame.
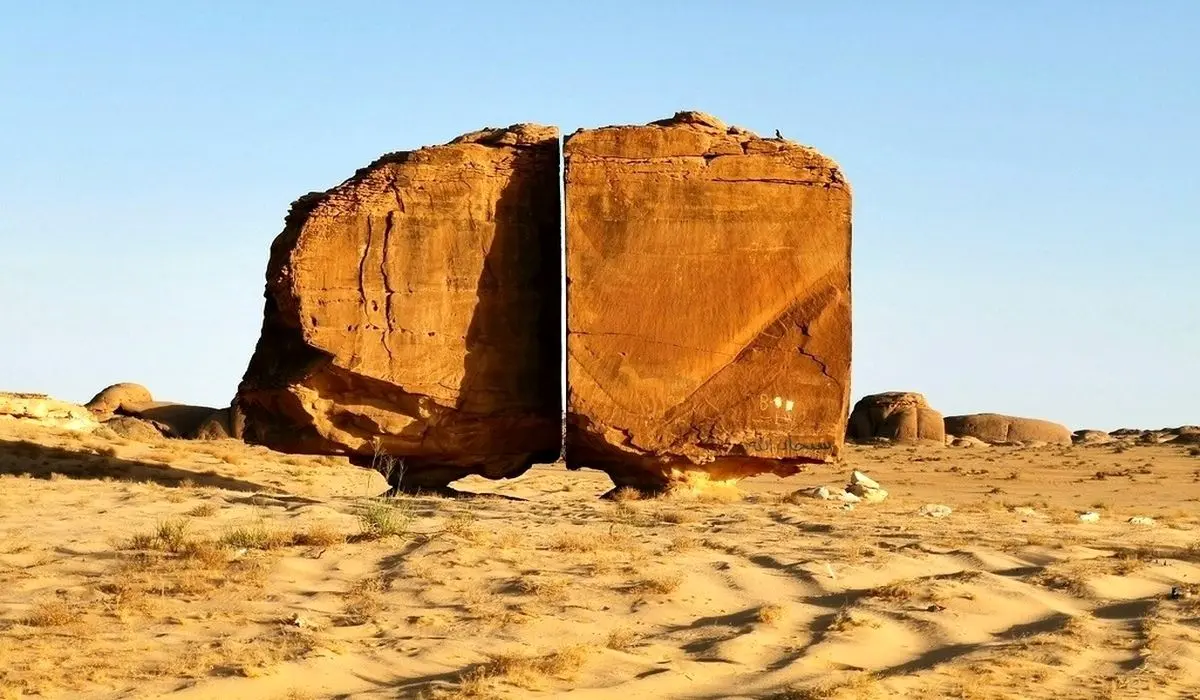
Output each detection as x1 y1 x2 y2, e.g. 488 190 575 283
847 392 945 443
564 112 852 489
0 393 98 432
235 125 563 489
943 413 1072 446
86 382 222 439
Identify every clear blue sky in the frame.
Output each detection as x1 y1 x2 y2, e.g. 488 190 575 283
2 2 1196 431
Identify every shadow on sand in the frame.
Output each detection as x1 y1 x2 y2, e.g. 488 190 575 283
0 437 271 493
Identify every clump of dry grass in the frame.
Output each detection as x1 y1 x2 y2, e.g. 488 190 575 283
482 645 591 690
341 576 386 625
219 523 295 550
443 509 489 543
551 527 627 553
757 604 785 625
865 579 923 602
294 522 346 547
629 572 682 595
357 500 413 540
774 672 879 699
665 532 699 552
610 487 643 502
516 576 570 603
655 508 698 524
605 627 641 651
828 607 876 633
20 599 75 627
186 502 219 517
158 519 193 551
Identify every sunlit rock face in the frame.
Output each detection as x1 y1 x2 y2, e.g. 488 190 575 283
564 112 852 490
237 125 563 488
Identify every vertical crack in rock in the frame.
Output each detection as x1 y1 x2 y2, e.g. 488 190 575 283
380 210 397 368
564 111 852 491
237 124 563 489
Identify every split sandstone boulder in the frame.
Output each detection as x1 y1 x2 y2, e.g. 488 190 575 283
564 112 852 489
236 125 563 488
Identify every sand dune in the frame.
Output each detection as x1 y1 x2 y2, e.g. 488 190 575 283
2 421 1199 699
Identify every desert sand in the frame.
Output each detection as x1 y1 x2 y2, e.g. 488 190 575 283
2 420 1199 699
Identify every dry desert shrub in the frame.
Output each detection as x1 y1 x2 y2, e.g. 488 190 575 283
665 532 700 552
605 627 641 651
220 522 295 550
828 607 877 633
610 487 643 502
757 603 785 625
629 572 683 595
655 508 698 524
357 500 414 540
865 578 923 602
482 644 591 690
340 576 386 625
185 501 219 517
294 522 346 547
773 672 879 699
549 527 636 554
19 600 76 627
515 576 570 603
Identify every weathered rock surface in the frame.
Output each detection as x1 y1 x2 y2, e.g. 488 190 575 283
846 470 887 502
118 402 217 438
194 409 233 440
86 383 153 417
1072 429 1112 445
237 125 563 488
847 392 944 443
943 413 1071 446
0 393 98 432
564 111 851 489
102 415 166 442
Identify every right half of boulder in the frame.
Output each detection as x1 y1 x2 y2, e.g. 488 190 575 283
943 413 1071 445
564 111 852 489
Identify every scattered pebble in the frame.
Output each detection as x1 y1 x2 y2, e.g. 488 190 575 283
918 504 953 518
1078 511 1101 523
1128 516 1155 526
1012 506 1040 517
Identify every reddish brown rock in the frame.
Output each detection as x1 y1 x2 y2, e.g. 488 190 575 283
564 112 852 489
848 392 945 444
943 413 1071 446
237 125 562 489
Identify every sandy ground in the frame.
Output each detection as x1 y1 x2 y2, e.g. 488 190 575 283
2 421 1199 700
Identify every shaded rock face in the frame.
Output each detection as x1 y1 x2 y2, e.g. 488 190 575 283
847 392 944 444
118 402 217 438
943 413 1072 446
563 112 852 489
1072 429 1112 445
237 125 563 488
102 415 166 442
194 409 233 440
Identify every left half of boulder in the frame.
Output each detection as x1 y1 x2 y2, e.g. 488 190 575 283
236 125 564 489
